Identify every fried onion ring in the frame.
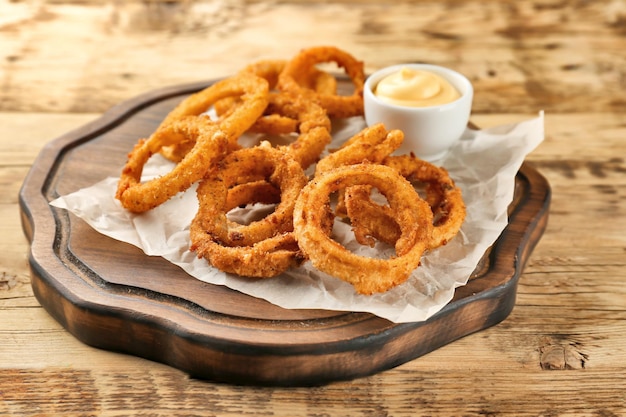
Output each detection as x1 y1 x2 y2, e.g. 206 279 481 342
278 46 365 118
116 117 229 213
189 143 309 277
159 73 270 162
214 59 337 110
158 116 219 163
225 180 281 211
293 163 434 295
116 74 269 212
345 155 466 249
214 59 336 135
213 64 333 169
258 92 332 169
191 231 304 278
314 123 403 221
164 73 269 143
385 155 466 248
191 142 308 248
314 123 403 178
343 185 401 249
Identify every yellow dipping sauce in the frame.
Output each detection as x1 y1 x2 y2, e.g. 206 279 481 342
374 67 461 107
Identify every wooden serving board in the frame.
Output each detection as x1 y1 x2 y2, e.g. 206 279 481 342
19 79 551 386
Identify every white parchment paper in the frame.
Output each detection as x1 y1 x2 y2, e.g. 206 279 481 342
50 112 544 323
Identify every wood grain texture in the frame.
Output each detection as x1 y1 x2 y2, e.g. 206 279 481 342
1 1 624 114
2 0 626 415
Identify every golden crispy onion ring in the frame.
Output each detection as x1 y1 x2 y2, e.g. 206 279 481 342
225 180 281 211
190 143 308 277
116 117 229 213
158 116 220 163
314 123 403 177
385 155 466 248
343 185 401 249
314 123 403 222
278 46 365 118
293 163 434 295
159 73 270 162
191 142 308 248
212 62 333 170
214 59 336 135
258 92 332 169
345 155 466 249
116 74 269 212
191 231 304 278
162 73 269 143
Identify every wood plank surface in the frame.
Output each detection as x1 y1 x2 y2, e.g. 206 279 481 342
1 0 626 415
2 0 624 115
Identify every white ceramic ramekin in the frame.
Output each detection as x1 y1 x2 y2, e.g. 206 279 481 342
364 63 473 161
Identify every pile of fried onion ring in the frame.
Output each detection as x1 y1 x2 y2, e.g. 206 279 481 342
115 46 466 294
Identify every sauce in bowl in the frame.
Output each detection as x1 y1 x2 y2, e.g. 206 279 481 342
364 63 473 161
374 67 461 108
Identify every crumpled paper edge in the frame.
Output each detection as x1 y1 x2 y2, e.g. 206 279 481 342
50 112 544 323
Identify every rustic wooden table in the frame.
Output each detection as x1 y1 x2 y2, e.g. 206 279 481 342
1 1 625 416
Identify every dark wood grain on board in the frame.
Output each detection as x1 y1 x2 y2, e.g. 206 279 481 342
18 79 551 386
